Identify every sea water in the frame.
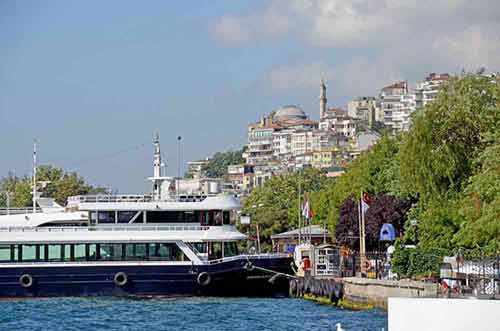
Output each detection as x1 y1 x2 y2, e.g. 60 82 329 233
0 297 388 331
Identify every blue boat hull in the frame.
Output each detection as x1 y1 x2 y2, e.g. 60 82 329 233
0 257 293 298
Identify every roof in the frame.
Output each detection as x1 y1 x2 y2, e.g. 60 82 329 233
277 118 318 127
382 81 406 90
273 105 307 121
426 73 450 81
271 225 330 239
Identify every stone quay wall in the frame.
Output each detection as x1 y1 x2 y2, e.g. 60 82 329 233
342 277 439 309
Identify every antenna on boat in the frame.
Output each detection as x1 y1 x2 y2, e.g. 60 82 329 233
32 139 37 213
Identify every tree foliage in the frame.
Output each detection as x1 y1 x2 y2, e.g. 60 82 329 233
335 194 412 250
399 75 500 250
240 168 333 248
0 165 107 207
202 148 245 178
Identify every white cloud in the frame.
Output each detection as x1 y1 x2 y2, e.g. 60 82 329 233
212 2 292 44
268 62 333 90
267 57 403 99
212 0 500 101
433 26 500 70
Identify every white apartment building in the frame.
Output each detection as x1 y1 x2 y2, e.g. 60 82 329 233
186 159 209 179
379 81 417 132
272 129 294 160
244 105 317 167
291 130 316 156
415 73 450 109
244 126 275 166
347 97 376 122
319 116 356 137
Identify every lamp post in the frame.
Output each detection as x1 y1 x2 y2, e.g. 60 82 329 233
176 136 182 200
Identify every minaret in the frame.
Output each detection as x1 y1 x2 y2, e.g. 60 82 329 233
320 78 327 120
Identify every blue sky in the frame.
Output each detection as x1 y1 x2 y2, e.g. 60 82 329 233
1 1 499 192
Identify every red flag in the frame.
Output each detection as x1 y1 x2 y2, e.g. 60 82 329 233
302 193 315 220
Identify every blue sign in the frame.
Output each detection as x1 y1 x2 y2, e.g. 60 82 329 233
379 223 396 241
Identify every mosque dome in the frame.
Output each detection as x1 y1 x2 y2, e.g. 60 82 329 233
273 105 307 121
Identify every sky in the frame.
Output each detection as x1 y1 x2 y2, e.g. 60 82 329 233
1 0 499 193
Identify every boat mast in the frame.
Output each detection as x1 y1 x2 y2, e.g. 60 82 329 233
32 139 37 213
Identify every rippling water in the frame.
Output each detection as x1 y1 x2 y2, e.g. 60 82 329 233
0 297 387 331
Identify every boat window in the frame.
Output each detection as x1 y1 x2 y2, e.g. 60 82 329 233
184 211 195 223
214 211 223 226
61 244 72 262
223 242 239 257
22 245 37 262
74 244 86 261
208 242 222 260
48 245 62 262
149 243 189 261
191 242 207 254
198 212 207 225
0 245 10 262
10 244 20 261
223 211 230 225
146 211 199 223
98 211 116 224
206 211 214 225
99 244 123 261
117 211 137 223
90 211 97 225
125 243 148 260
37 245 46 261
86 244 98 261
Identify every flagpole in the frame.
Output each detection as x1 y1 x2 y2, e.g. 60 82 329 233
298 181 302 245
360 191 367 276
32 139 37 213
361 191 366 258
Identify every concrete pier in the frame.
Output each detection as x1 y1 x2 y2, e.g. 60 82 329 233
342 277 438 309
290 277 439 309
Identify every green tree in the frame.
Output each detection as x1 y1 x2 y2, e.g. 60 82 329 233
0 165 108 207
241 168 331 249
203 148 245 178
400 74 500 202
399 74 500 250
453 133 500 252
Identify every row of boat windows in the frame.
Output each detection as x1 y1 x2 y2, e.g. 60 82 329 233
190 242 239 260
90 210 232 225
0 243 189 263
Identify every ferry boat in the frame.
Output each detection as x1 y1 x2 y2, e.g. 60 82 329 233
0 136 293 298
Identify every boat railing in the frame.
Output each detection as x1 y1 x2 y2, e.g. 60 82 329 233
67 194 211 205
67 195 153 204
0 208 42 216
207 253 290 264
0 225 210 233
